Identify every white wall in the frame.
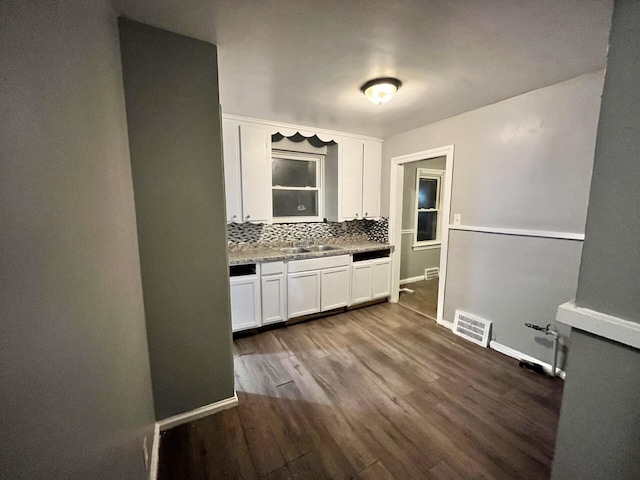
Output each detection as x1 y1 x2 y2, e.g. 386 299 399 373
382 72 605 366
0 1 155 478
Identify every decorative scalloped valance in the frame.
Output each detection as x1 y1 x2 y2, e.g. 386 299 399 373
270 129 336 148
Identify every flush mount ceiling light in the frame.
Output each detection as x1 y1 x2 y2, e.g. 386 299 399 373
360 77 402 105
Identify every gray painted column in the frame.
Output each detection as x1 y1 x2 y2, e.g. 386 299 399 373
119 18 235 419
552 2 640 478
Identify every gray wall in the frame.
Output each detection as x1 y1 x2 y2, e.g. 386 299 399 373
0 2 155 479
444 232 580 366
119 18 235 419
552 2 640 478
382 72 604 365
575 0 640 323
400 157 446 280
552 331 640 479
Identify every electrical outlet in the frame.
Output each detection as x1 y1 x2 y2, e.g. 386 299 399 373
453 214 462 226
143 436 149 471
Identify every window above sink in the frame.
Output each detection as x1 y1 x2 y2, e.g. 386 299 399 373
272 151 324 223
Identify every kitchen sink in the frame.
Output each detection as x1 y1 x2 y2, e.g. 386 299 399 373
278 247 310 254
306 245 340 252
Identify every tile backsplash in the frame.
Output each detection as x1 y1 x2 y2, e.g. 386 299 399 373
227 218 388 247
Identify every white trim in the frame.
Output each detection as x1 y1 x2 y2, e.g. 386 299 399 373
400 275 425 285
222 113 383 142
448 224 585 241
149 422 160 480
401 229 415 235
437 319 455 330
490 341 566 379
556 300 640 350
389 145 455 329
157 392 239 432
412 242 441 251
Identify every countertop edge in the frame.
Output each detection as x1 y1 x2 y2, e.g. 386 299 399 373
229 243 394 265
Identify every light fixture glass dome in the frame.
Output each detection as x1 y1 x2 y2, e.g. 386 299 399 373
360 77 402 105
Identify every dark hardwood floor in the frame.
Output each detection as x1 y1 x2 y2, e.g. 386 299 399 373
398 279 439 319
159 302 564 480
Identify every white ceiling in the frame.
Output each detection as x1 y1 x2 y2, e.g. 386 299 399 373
117 0 613 138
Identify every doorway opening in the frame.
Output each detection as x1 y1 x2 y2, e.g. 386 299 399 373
388 145 454 326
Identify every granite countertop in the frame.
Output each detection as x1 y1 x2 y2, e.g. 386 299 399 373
228 241 393 265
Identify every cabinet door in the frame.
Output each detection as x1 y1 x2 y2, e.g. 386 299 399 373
239 124 272 223
222 119 242 222
230 276 261 332
371 259 391 299
340 138 363 220
287 271 321 318
351 262 373 305
362 141 382 218
261 274 286 324
321 266 350 311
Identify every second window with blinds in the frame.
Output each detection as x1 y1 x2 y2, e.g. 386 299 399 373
414 168 444 249
272 151 324 222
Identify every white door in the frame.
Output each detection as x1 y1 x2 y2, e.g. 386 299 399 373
222 119 242 223
321 266 350 311
351 262 372 305
340 138 363 220
230 277 261 331
287 271 321 318
261 274 286 324
362 141 382 218
239 124 271 223
371 259 391 299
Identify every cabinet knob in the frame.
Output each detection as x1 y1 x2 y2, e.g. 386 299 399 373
355 213 359 217
365 212 368 216
232 215 237 219
246 215 251 219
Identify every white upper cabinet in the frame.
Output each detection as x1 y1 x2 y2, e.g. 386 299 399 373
222 118 272 224
334 137 383 221
222 119 242 223
340 138 364 220
239 124 272 223
221 115 382 224
362 140 382 219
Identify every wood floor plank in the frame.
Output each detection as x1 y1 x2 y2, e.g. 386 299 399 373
159 302 564 480
358 460 395 480
287 452 328 480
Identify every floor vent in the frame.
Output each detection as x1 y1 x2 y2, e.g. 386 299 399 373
453 310 491 347
424 267 439 280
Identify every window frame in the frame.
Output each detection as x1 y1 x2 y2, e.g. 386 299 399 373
413 168 444 250
271 150 324 223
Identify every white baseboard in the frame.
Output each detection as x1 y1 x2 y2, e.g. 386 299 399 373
150 391 238 480
400 275 424 285
490 341 565 379
437 319 454 330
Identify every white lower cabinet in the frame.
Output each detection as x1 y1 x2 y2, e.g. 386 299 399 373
287 271 321 318
321 266 351 311
261 261 287 324
287 254 351 318
351 263 373 304
351 256 391 305
230 252 390 330
372 259 391 299
230 268 261 332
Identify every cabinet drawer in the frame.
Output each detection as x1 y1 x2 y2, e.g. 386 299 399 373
287 254 350 273
261 260 284 275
